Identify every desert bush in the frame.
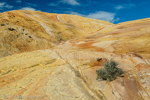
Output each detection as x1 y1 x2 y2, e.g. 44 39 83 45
96 60 124 81
8 28 15 31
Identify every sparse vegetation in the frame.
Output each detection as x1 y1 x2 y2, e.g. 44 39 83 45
1 24 5 26
96 60 124 81
8 28 15 31
28 36 32 38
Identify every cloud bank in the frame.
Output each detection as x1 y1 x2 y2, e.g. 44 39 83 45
70 11 119 23
115 4 135 10
21 7 36 11
0 2 13 10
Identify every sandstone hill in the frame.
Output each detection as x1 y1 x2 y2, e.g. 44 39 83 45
0 10 112 58
0 10 150 100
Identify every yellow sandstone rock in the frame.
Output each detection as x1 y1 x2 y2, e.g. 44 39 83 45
0 10 150 100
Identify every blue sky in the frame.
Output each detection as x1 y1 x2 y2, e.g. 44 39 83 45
0 0 150 24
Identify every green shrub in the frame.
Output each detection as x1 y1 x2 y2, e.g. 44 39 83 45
8 28 15 31
96 60 124 81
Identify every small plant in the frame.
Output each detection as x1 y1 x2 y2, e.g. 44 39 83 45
8 28 15 31
96 60 124 81
1 24 5 26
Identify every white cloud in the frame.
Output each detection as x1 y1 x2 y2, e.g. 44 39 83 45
115 5 124 10
69 11 119 23
16 0 22 3
21 7 36 11
115 4 135 10
5 5 13 9
60 0 80 6
48 0 80 6
69 11 83 16
21 7 41 11
0 2 13 10
86 11 116 22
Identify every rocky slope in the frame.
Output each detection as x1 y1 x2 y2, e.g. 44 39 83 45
0 10 150 100
0 10 112 58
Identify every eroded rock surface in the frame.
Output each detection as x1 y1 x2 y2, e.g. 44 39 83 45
0 10 150 100
0 10 112 58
